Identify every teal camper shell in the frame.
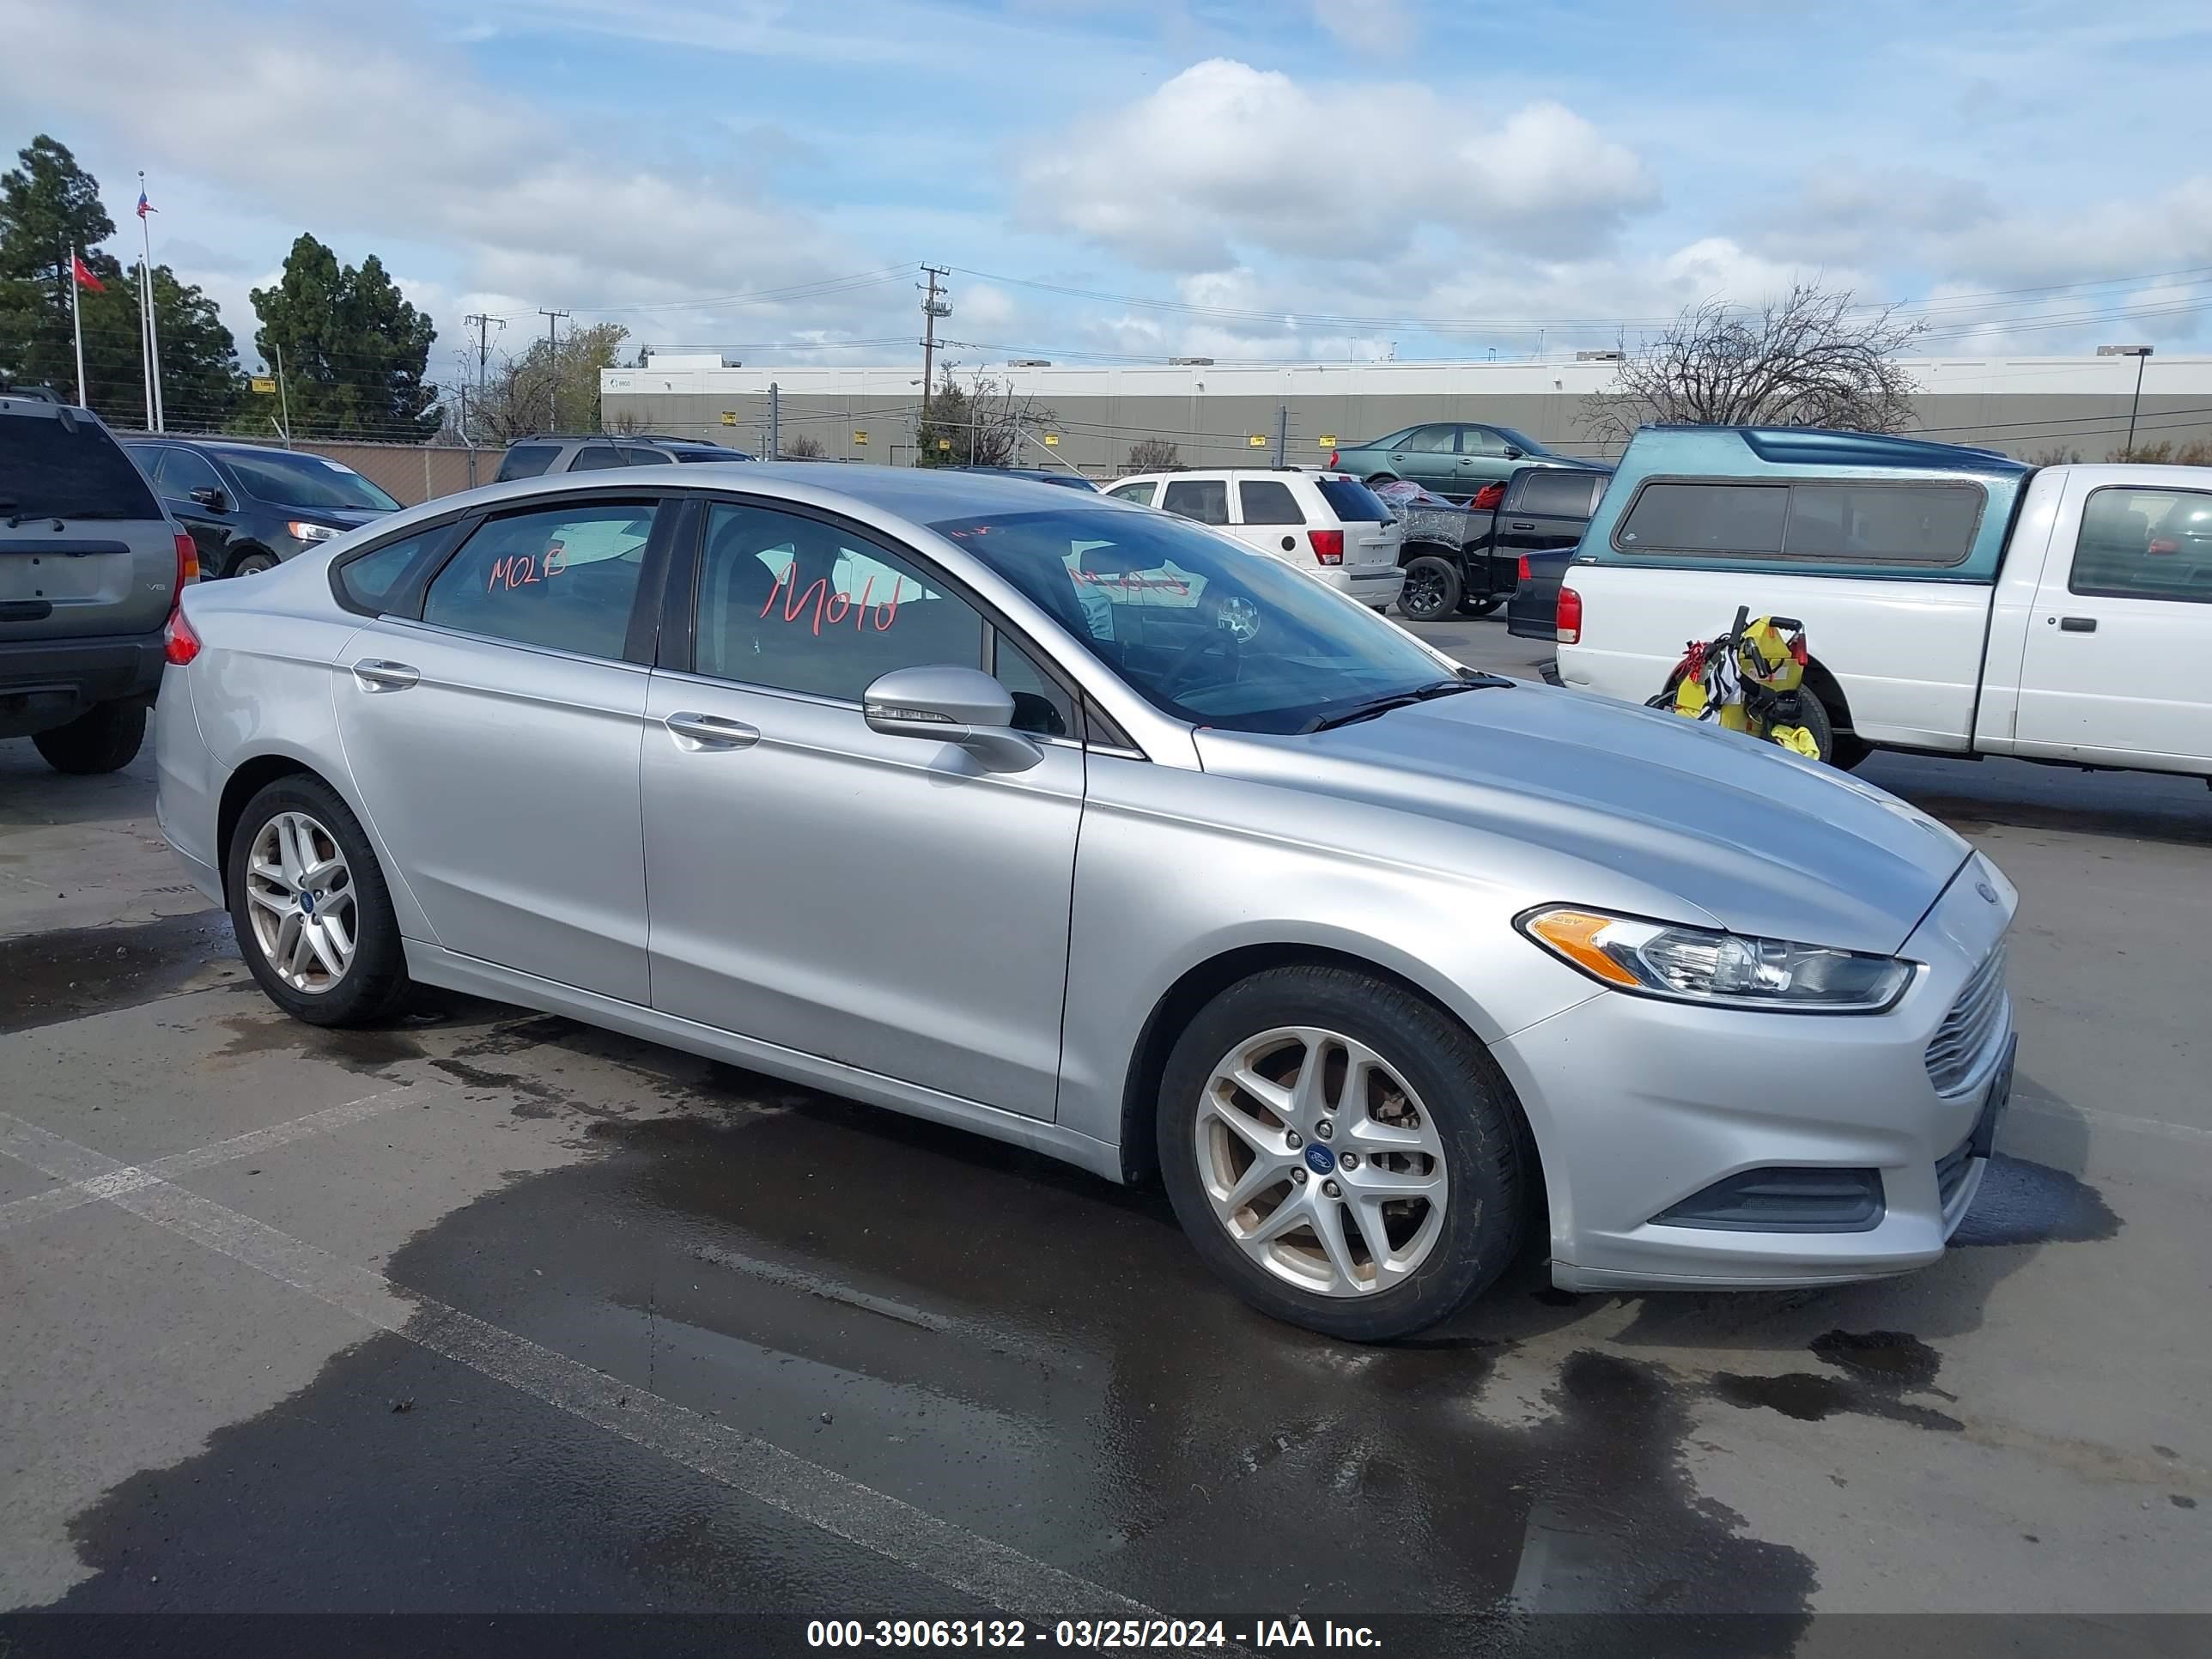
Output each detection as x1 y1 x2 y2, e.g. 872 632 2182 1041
1577 427 2035 585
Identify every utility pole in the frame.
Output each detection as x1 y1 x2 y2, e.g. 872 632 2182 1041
464 312 504 442
769 381 780 459
919 265 950 433
272 342 291 447
1273 403 1288 469
538 308 569 432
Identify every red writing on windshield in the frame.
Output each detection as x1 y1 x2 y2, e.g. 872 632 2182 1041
761 563 905 635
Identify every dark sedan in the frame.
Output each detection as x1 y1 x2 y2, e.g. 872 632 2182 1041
125 439 399 578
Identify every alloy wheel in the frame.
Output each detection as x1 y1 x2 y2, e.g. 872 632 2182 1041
1401 565 1449 618
1194 1025 1449 1297
242 811 357 994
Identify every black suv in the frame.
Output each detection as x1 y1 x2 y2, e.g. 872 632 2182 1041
494 435 756 481
2 395 191 772
124 438 400 579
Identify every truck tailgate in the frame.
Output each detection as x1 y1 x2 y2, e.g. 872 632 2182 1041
1553 562 1996 752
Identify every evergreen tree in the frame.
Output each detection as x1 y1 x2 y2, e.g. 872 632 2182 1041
250 234 440 441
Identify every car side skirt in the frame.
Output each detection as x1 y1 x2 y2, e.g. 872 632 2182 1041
404 941 1127 1184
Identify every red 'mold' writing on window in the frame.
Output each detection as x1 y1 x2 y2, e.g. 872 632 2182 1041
760 562 905 635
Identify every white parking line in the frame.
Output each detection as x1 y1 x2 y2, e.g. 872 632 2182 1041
0 1089 417 1234
0 1108 1173 1628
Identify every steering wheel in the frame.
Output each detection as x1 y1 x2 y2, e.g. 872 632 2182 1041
1159 604 1245 695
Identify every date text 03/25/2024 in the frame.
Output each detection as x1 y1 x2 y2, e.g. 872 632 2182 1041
805 1620 1382 1649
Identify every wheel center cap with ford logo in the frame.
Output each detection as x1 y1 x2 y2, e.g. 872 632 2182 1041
1304 1142 1336 1176
299 890 316 915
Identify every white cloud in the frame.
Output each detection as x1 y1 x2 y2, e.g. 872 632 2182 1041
1018 58 1656 270
1310 0 1414 55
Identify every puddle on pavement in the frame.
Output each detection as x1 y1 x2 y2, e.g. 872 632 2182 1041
50 1095 1817 1637
1951 1154 2122 1247
212 1007 428 1079
0 909 236 1035
1711 1328 1962 1432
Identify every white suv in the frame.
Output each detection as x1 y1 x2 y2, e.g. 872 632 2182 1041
1105 469 1406 611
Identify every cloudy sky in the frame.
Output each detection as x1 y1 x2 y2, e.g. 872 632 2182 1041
3 0 2209 390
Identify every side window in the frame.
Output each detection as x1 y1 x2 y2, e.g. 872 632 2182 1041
2071 487 2212 603
1782 483 1981 565
1237 479 1305 526
421 501 657 658
1161 478 1230 526
695 501 986 701
495 444 559 482
619 446 666 466
1397 425 1456 454
568 445 626 471
334 526 448 615
1106 480 1158 506
157 447 225 501
991 630 1076 738
1458 427 1510 458
1617 483 1790 556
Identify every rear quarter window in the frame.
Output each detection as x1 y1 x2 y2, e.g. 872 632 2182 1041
1316 478 1390 522
495 444 560 482
0 410 161 520
1237 479 1304 526
1161 478 1230 526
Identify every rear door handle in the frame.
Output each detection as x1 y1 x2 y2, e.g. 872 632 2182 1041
665 711 761 750
351 659 419 690
2058 616 2098 633
1509 520 1535 531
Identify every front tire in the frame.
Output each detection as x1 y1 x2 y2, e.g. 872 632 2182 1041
33 701 146 774
226 549 279 578
227 775 412 1026
1458 595 1504 617
1157 965 1526 1341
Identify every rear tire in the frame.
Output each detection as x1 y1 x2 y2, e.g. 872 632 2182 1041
33 702 146 774
1157 965 1526 1341
1458 596 1504 617
227 775 413 1026
226 549 278 578
1395 554 1462 622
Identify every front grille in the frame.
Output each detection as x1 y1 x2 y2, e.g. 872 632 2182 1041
1925 945 2008 1096
1935 1136 1976 1208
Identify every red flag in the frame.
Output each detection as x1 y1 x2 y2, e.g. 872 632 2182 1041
71 254 105 293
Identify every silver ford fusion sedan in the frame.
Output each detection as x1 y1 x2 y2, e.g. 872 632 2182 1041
154 465 2016 1341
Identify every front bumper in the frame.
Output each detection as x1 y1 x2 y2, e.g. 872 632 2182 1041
1494 856 2016 1291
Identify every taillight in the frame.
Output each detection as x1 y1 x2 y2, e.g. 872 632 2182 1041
1328 450 1340 469
1556 584 1582 645
1310 528 1345 565
2148 537 2179 555
164 608 201 665
1517 556 1531 582
173 531 198 587
1473 482 1504 510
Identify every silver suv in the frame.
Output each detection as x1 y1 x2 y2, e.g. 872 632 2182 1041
494 434 755 482
0 392 192 772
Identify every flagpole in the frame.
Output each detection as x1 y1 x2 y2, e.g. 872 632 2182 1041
137 250 153 430
139 173 164 432
70 246 88 408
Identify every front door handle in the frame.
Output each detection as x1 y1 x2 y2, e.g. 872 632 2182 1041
665 711 761 750
1508 520 1535 531
351 659 419 690
2058 616 2098 633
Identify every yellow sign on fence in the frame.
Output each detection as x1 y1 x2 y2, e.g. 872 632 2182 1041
1318 434 1336 447
1042 433 1059 446
1248 434 1268 447
249 377 276 394
854 430 868 445
720 410 737 426
938 439 952 452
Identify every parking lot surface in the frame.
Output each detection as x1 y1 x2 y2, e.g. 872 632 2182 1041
2 620 2206 1647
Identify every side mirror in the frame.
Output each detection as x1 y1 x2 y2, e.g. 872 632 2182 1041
863 665 1041 773
189 486 229 511
1501 447 1524 461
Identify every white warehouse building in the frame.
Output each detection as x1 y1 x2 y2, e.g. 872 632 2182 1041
600 352 2212 475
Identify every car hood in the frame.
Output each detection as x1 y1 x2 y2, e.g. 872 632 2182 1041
283 505 390 530
1193 683 1974 957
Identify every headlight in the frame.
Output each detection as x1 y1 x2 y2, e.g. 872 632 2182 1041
287 520 339 543
1517 906 1912 1012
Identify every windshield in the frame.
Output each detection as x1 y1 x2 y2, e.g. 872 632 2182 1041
221 449 400 512
0 411 161 521
930 506 1460 735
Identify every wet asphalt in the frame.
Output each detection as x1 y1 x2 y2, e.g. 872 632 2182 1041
1 621 2206 1655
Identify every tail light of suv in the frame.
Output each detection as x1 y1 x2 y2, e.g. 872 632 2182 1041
1309 528 1345 565
174 531 198 587
1556 584 1583 645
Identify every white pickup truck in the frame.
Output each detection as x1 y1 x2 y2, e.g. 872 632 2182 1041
1553 426 2212 780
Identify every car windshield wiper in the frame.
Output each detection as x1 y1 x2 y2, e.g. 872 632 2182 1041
1304 674 1509 732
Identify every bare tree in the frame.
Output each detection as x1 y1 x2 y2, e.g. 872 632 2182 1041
781 433 824 459
461 321 630 444
1127 437 1179 471
915 371 1058 467
1581 284 1924 450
